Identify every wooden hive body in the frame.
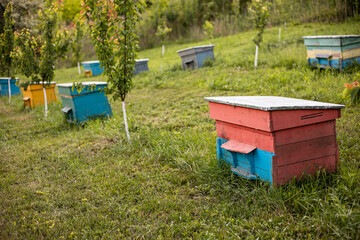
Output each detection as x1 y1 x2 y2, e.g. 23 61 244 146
303 35 360 70
21 83 57 108
81 61 104 76
57 82 112 123
0 78 20 96
177 45 214 70
134 59 149 75
205 96 345 186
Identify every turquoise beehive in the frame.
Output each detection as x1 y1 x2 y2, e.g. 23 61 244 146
81 61 104 76
57 82 112 123
0 78 20 96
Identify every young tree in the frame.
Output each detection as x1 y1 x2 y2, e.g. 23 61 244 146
82 0 144 142
155 19 171 72
248 0 270 68
14 0 71 117
70 16 84 74
0 3 15 103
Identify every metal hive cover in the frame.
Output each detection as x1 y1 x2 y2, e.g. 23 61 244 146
204 96 345 111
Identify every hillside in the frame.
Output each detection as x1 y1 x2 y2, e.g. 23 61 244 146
1 21 360 239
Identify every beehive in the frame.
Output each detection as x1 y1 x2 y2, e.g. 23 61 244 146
0 78 20 96
177 45 214 70
303 35 360 70
134 59 149 75
81 61 103 76
21 82 57 108
205 96 345 186
57 82 112 123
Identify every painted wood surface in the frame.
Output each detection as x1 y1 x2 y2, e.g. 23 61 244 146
58 82 112 123
303 35 360 69
217 137 274 184
209 102 341 132
21 83 57 108
81 61 103 76
0 78 20 96
275 155 337 185
134 59 149 75
178 45 214 70
216 120 275 152
208 96 343 186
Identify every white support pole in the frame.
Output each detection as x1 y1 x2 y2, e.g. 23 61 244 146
77 62 81 74
8 78 11 103
254 44 259 68
161 44 165 72
43 87 48 118
122 101 131 142
279 27 281 42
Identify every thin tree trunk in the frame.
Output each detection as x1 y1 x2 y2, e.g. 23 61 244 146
77 62 81 74
161 44 165 72
122 101 130 142
8 77 11 103
43 87 48 118
279 27 281 42
254 44 259 68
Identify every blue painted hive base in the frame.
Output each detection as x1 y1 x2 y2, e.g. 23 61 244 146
217 137 275 184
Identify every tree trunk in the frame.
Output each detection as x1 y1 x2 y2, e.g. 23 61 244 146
279 27 281 42
8 77 11 103
122 101 131 142
43 87 48 118
77 61 81 74
254 44 259 68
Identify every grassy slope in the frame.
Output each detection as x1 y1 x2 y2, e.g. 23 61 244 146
1 20 360 239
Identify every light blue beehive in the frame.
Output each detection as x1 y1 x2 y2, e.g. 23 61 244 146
177 45 214 70
57 82 112 123
81 61 104 76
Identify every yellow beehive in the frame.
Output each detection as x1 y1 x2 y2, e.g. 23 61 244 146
22 83 57 108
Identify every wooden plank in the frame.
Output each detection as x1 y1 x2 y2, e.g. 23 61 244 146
270 109 341 131
221 140 256 154
275 135 337 167
274 120 336 146
216 120 275 152
209 102 271 131
275 155 337 185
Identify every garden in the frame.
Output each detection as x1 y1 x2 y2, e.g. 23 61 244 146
1 0 360 239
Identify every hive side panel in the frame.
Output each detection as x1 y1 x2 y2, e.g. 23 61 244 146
215 120 275 152
209 102 271 131
275 135 337 167
73 92 112 122
270 109 340 131
274 120 336 146
275 155 337 185
196 50 214 68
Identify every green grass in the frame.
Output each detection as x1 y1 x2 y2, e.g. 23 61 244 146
1 20 360 239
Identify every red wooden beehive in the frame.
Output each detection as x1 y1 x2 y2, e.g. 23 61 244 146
205 96 345 186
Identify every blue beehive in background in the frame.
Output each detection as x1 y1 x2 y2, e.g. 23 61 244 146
177 45 214 70
0 78 20 96
81 61 104 76
57 82 112 123
134 59 149 75
303 35 360 70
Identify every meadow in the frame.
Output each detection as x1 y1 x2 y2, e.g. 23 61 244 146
1 20 360 239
